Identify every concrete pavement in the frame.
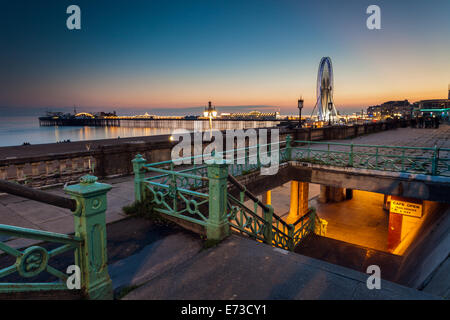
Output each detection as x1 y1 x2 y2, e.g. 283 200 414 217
307 124 450 158
0 175 133 248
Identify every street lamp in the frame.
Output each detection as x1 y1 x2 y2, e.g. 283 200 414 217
328 102 333 126
204 101 216 130
297 97 304 128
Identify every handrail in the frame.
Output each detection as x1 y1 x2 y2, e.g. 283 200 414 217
0 179 77 211
144 141 284 167
227 174 291 229
0 224 82 245
293 140 437 151
143 166 208 181
227 194 290 239
292 208 315 227
227 194 269 225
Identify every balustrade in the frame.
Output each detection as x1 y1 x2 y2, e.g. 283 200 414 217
0 175 113 299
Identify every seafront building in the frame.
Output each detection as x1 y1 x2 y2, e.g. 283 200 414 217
366 87 450 120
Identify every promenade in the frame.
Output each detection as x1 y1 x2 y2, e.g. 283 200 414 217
0 125 448 299
0 133 172 160
307 124 450 159
0 176 132 248
2 124 449 247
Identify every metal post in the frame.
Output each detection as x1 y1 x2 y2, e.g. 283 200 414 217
132 154 146 202
310 208 317 234
298 98 304 128
285 135 292 161
263 205 274 245
206 160 230 241
375 147 379 169
288 224 294 251
431 145 439 175
307 140 311 160
401 149 406 172
327 143 330 163
64 175 113 300
349 144 354 167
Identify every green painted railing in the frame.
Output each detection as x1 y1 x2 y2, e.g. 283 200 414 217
291 140 450 177
291 207 318 248
0 175 113 299
132 136 448 250
227 174 297 250
132 141 316 250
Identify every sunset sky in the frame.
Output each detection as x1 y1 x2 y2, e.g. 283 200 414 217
1 0 449 114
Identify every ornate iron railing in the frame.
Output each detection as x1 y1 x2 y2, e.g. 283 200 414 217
144 175 210 226
0 225 82 292
291 208 317 248
226 174 296 250
0 176 113 299
225 192 317 251
131 140 320 252
292 140 450 177
227 194 267 243
133 136 449 253
135 155 210 225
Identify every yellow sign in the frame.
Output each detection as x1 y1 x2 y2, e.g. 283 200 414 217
390 200 422 217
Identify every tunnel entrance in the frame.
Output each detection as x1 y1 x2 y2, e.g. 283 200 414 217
311 189 389 252
245 180 448 282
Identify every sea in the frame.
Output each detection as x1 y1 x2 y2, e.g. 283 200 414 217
0 105 325 147
0 116 173 147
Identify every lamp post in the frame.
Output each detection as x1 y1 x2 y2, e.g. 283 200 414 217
297 98 304 128
328 102 333 126
203 101 217 131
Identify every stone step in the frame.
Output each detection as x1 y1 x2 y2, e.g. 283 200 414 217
122 235 439 300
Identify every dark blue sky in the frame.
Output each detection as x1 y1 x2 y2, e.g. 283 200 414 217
1 0 449 114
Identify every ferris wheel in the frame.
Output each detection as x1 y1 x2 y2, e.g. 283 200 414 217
315 57 338 122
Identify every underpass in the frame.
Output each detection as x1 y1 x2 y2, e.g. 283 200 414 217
230 125 450 294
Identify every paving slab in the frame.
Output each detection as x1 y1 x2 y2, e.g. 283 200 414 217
6 201 69 225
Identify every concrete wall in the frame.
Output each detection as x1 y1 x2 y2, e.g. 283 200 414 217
393 201 443 255
291 121 397 142
395 205 450 291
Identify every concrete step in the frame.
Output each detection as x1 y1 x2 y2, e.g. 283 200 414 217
109 228 203 294
294 234 403 282
0 216 203 299
122 235 439 300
